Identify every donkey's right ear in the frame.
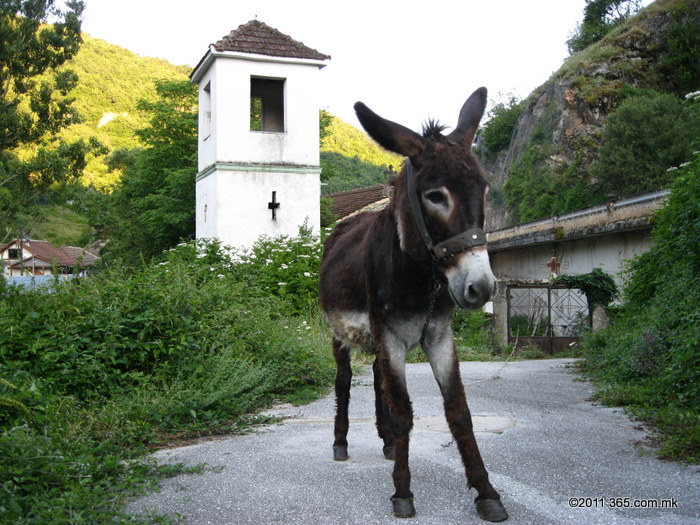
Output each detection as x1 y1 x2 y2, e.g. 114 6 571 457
354 102 425 158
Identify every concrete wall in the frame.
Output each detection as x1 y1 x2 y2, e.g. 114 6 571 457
490 229 653 287
488 228 653 348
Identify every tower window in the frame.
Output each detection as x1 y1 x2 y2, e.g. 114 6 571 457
250 77 285 132
202 82 212 139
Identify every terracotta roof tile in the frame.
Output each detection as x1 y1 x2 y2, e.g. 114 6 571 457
213 20 330 61
1 239 98 268
327 185 392 220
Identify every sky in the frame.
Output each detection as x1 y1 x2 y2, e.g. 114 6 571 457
80 0 653 132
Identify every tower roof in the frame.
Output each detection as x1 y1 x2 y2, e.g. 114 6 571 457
212 20 330 61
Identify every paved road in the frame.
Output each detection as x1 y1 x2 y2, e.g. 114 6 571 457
127 359 699 524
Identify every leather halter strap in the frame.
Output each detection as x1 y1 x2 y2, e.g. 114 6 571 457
405 161 487 261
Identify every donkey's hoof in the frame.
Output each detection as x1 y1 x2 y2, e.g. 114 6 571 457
383 444 395 460
333 445 349 461
475 498 508 522
391 496 416 518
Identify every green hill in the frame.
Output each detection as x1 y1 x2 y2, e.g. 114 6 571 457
55 34 190 188
320 114 402 193
53 33 394 192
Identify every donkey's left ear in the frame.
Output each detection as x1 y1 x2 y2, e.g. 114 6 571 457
448 87 488 149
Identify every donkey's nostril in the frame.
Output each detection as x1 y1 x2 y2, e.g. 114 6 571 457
464 276 496 307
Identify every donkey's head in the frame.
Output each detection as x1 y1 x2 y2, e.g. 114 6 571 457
354 88 496 309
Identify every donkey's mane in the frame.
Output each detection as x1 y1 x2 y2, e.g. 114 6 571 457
421 119 448 139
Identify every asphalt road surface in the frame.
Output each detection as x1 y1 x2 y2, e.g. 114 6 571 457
126 358 699 524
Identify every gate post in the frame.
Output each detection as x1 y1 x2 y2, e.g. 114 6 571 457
492 281 509 348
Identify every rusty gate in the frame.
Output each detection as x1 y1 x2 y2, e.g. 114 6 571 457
507 284 590 354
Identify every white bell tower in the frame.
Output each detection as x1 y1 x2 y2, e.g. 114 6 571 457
190 20 329 249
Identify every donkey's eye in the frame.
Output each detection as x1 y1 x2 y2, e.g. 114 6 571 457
425 190 447 206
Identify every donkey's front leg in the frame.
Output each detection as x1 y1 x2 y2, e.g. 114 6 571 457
424 327 508 523
376 338 415 518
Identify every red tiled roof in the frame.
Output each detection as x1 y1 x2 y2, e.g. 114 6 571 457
1 239 98 268
20 240 75 266
60 246 99 266
327 185 392 220
213 20 330 61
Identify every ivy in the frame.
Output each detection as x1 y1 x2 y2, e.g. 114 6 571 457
554 268 618 308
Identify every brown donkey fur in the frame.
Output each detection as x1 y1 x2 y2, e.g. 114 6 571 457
319 88 508 522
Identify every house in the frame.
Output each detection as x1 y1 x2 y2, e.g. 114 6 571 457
1 239 98 277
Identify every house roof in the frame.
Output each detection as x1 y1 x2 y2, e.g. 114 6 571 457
13 240 75 266
212 20 330 61
61 246 99 266
327 184 392 220
1 239 98 268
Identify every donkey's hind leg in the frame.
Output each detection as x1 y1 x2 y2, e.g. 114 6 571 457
332 338 352 461
373 356 395 460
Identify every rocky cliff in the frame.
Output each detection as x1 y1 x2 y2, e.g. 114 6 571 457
481 0 699 231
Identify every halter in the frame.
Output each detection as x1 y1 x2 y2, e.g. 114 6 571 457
404 160 488 346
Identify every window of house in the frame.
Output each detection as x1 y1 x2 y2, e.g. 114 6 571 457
8 248 20 259
202 82 212 139
250 77 285 132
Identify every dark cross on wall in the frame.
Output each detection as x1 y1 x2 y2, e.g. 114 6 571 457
268 191 280 220
546 256 562 278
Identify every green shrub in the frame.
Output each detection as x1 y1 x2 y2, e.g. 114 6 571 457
0 232 335 520
579 150 700 462
226 224 323 315
480 95 524 159
590 91 700 198
554 268 618 309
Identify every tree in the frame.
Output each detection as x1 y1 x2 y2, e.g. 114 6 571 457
0 1 101 241
100 80 198 262
567 0 641 54
478 94 523 160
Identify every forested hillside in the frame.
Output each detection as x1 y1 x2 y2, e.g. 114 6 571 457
52 34 396 192
14 32 393 247
53 34 191 188
320 114 401 193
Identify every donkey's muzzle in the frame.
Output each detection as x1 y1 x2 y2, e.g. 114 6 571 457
464 275 497 308
445 247 497 310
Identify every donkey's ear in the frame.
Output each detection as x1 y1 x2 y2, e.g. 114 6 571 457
448 87 488 149
354 102 425 157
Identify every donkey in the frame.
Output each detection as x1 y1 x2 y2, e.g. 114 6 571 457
319 87 508 522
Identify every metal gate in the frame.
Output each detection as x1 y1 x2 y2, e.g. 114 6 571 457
507 285 590 354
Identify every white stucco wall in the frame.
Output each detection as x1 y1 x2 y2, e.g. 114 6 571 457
193 50 325 249
196 166 321 250
196 54 323 172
